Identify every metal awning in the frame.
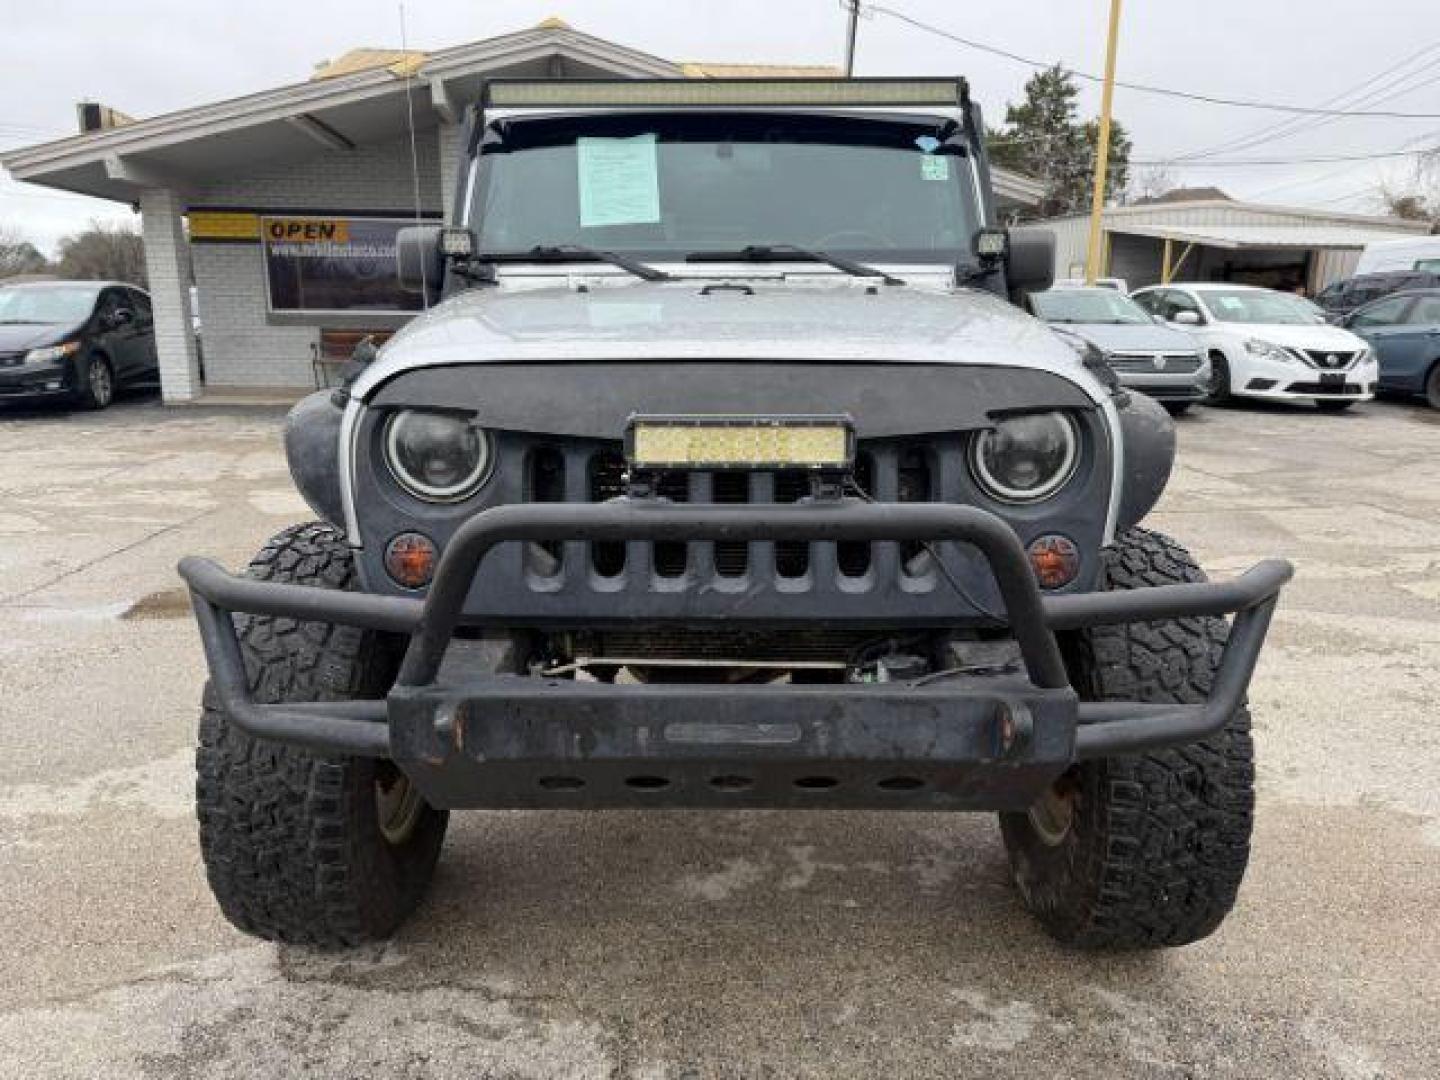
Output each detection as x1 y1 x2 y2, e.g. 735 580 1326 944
1108 222 1415 251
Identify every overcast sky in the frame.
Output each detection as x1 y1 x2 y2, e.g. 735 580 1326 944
2 0 1436 254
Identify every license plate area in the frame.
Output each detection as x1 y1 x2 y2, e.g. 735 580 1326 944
1320 373 1347 390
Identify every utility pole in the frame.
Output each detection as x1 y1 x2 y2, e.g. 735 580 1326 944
843 0 860 77
1084 0 1123 284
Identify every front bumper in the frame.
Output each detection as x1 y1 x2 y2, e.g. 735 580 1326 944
1237 354 1378 402
179 501 1292 810
0 360 70 398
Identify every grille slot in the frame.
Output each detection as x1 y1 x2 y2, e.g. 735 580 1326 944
525 438 945 593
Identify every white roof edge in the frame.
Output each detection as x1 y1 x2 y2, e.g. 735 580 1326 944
1039 199 1430 232
0 27 682 178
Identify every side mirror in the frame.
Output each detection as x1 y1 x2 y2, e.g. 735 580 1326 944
1005 227 1055 298
396 225 444 304
108 307 134 328
1172 310 1201 326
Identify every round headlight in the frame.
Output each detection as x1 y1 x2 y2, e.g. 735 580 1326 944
384 410 491 502
969 412 1080 504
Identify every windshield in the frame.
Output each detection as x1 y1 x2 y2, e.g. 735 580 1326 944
1032 289 1153 325
0 285 98 324
1200 289 1324 325
471 112 980 262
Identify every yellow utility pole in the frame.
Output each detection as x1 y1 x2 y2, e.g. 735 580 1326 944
1084 0 1123 285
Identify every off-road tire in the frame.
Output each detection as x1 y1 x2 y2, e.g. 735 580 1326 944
196 522 448 948
999 526 1255 950
1205 351 1231 405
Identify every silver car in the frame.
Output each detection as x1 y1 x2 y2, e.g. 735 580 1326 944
1031 286 1210 414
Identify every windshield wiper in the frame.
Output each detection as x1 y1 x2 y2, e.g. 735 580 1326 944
482 244 672 282
686 244 904 286
0 319 43 325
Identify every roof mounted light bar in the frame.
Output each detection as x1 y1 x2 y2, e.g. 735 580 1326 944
482 77 969 110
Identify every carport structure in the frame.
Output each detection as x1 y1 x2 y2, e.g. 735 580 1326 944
0 20 1045 402
1045 197 1427 295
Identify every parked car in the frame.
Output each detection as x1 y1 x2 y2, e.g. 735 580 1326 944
1029 286 1210 414
0 280 158 409
1055 276 1129 294
1314 271 1440 322
1130 282 1377 411
1355 236 1440 276
1341 288 1440 408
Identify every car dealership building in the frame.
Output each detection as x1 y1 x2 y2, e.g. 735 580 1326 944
0 20 1044 402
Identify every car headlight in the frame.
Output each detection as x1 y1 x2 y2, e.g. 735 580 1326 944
1243 338 1296 364
383 409 492 502
23 342 80 364
969 412 1080 504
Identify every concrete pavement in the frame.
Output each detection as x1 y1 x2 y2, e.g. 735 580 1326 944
1 392 1437 1078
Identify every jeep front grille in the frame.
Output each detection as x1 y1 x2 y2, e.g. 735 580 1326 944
525 441 935 588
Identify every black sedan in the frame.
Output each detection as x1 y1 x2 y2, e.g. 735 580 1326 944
0 281 158 409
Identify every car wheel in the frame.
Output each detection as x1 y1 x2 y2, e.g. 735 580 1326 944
999 527 1254 950
196 522 448 948
1204 352 1231 404
1426 363 1440 410
77 355 114 410
1162 402 1192 416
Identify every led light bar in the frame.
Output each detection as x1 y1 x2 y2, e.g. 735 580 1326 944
485 78 966 110
626 415 856 471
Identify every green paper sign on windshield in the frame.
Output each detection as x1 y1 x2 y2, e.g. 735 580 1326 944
577 134 661 228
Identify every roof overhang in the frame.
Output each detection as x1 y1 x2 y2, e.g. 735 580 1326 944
1108 222 1422 251
0 25 682 202
0 23 1044 212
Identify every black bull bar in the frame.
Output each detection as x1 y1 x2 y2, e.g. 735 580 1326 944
179 501 1292 810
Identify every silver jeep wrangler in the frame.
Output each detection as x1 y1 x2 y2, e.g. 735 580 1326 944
180 78 1291 951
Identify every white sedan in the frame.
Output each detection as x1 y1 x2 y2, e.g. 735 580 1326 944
1130 283 1378 411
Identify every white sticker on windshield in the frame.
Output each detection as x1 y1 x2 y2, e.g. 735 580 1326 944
577 134 661 228
921 155 950 181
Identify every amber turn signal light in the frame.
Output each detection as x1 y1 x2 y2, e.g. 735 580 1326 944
384 531 438 589
1027 534 1080 590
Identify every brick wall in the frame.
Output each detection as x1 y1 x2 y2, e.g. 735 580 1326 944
188 131 444 388
139 189 201 400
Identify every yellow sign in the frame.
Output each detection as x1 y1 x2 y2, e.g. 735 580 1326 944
264 217 351 244
187 211 260 241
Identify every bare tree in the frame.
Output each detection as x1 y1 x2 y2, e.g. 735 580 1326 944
1378 148 1440 231
1130 165 1178 205
0 225 51 278
53 220 147 285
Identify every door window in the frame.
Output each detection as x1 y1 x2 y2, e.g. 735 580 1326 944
1164 290 1204 322
1404 295 1440 325
126 289 153 328
93 289 126 327
1350 296 1412 328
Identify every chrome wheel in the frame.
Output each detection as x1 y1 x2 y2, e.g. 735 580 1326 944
88 359 113 408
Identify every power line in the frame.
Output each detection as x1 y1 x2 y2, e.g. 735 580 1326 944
864 3 1440 119
1166 48 1440 162
1132 147 1436 168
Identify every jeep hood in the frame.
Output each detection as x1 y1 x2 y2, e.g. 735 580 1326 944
351 281 1100 401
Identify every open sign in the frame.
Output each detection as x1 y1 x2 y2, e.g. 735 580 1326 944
264 217 351 244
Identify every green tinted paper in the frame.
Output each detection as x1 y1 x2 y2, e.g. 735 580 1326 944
577 135 661 228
